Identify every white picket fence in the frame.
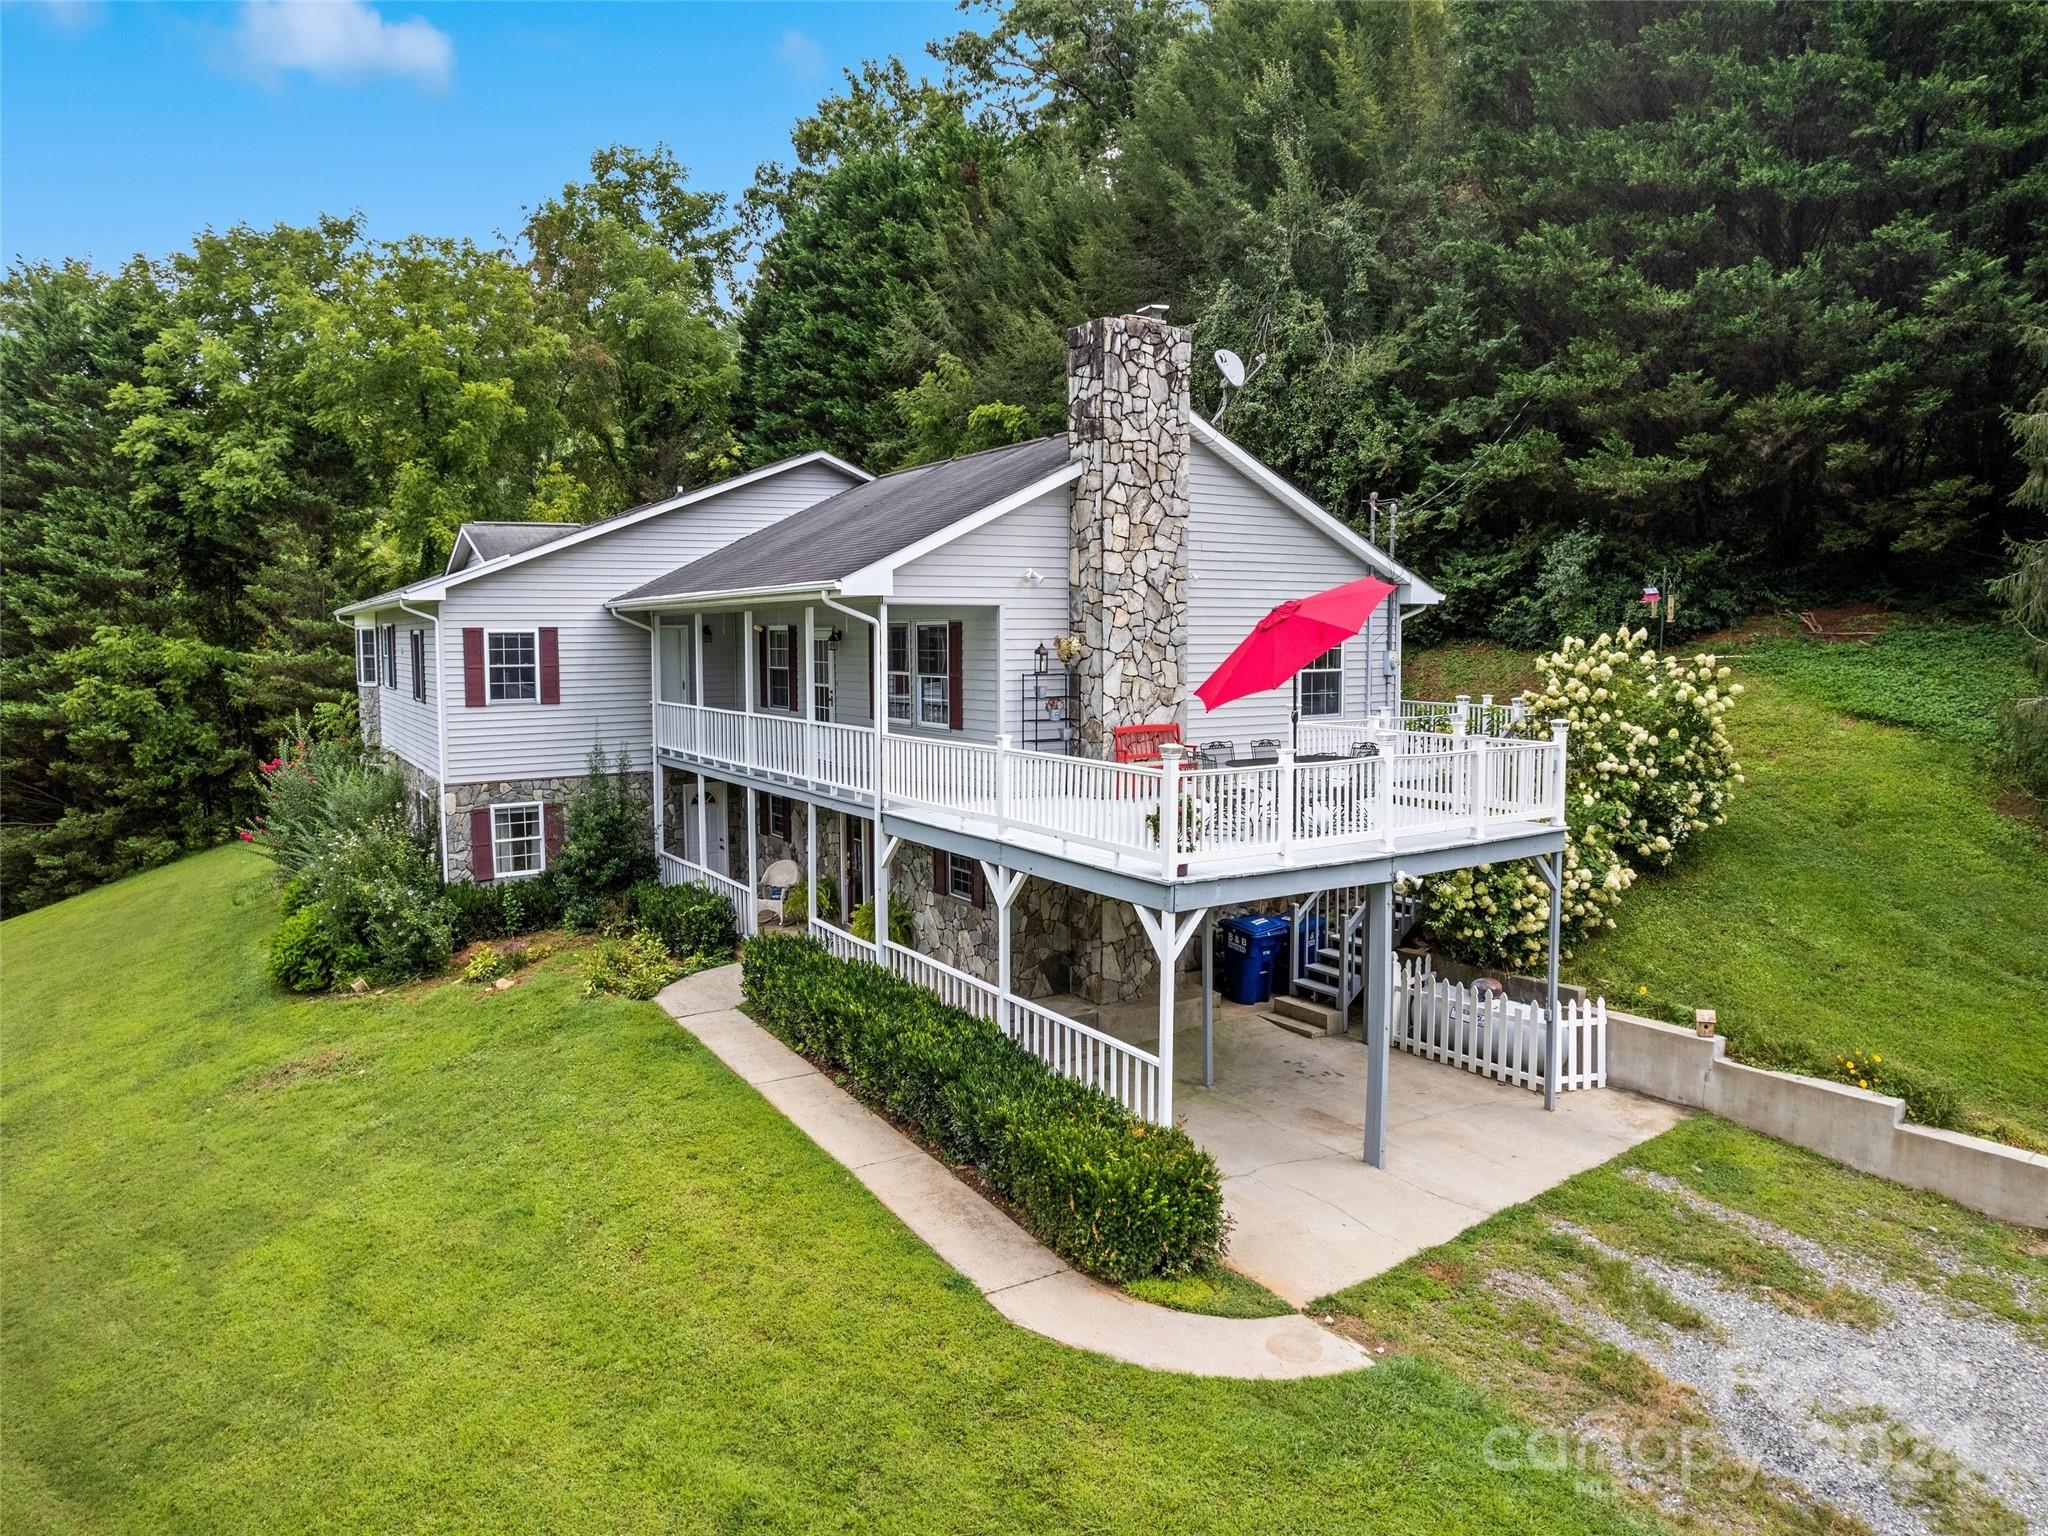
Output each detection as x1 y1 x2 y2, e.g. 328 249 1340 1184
1392 956 1606 1092
798 921 1165 1123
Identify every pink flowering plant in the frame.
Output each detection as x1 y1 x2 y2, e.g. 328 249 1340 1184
1417 628 1743 969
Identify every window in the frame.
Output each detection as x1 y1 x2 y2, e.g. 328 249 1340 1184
765 625 793 711
412 790 433 836
487 631 538 702
491 803 544 879
916 623 949 726
812 635 835 722
356 628 377 684
765 795 793 841
887 624 913 723
888 622 952 727
944 851 976 902
380 624 398 689
409 629 426 702
1297 645 1342 718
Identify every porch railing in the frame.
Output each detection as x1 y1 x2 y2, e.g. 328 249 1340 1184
659 848 755 936
799 920 1165 1123
659 699 1565 873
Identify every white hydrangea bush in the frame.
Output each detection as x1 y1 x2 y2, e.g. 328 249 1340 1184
1415 628 1744 969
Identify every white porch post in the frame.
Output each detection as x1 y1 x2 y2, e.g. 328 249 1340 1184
804 798 817 936
1134 905 1207 1128
691 610 705 705
979 863 1026 1008
1538 850 1563 1111
694 771 707 872
1363 881 1393 1168
874 832 898 963
1201 912 1215 1088
802 603 816 786
745 785 758 933
741 607 756 772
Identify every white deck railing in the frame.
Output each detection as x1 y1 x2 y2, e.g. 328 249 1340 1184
794 926 1165 1122
658 700 1564 875
1392 956 1606 1092
659 849 755 936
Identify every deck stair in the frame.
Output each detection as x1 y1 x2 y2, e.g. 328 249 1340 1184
1260 994 1342 1037
1290 887 1418 1017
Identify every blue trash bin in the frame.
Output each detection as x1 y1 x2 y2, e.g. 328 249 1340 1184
1217 914 1292 1005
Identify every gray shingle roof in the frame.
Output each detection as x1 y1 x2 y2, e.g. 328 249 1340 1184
456 521 580 563
613 435 1072 605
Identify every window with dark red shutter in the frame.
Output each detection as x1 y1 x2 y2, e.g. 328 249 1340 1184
946 621 963 731
463 629 486 708
538 627 560 705
469 807 494 881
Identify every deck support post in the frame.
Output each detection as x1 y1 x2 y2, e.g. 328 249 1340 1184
804 797 817 938
1133 904 1208 1127
874 833 900 963
802 603 816 785
1201 912 1215 1088
741 608 756 773
649 620 664 865
694 771 707 875
745 784 758 936
1363 881 1393 1168
979 863 1026 1014
1534 851 1563 1111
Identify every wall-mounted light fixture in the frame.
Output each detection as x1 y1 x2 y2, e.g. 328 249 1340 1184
827 627 844 649
1035 642 1050 676
702 624 714 643
1022 567 1044 585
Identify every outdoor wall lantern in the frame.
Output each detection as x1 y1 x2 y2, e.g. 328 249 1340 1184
702 624 714 643
827 627 844 649
1035 642 1050 675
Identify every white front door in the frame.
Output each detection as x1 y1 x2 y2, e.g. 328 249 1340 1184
686 789 730 876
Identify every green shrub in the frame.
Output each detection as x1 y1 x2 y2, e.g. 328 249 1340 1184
301 814 452 984
554 746 656 930
579 930 682 1000
625 878 737 959
741 935 1225 1283
244 717 405 881
269 906 337 992
848 893 913 945
445 880 508 946
499 869 564 934
463 949 507 984
782 878 835 928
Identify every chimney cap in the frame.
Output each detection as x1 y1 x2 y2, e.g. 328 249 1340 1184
1135 302 1170 322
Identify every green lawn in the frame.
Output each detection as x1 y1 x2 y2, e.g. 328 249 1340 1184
2 846 1658 1535
1413 622 2048 1148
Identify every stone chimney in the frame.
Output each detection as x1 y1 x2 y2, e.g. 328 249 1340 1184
1065 312 1193 754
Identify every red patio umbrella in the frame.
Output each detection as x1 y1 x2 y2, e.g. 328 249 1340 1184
1194 573 1397 716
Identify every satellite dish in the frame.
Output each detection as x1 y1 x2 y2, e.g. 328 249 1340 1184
1215 348 1246 388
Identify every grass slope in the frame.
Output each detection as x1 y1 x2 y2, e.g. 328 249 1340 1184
1573 626 2048 1145
2 846 1653 1535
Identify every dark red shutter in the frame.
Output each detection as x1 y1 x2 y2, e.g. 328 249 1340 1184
469 808 493 881
756 628 769 707
970 860 986 909
947 621 964 731
538 627 560 705
543 802 565 861
932 849 947 896
463 628 485 707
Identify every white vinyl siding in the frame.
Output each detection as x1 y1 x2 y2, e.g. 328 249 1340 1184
890 486 1071 740
1185 439 1397 748
357 609 441 776
439 460 858 782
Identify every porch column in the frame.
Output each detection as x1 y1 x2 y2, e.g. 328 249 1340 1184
1539 850 1563 1111
874 832 898 963
691 610 704 704
801 603 817 785
1201 912 1215 1089
741 607 756 773
979 863 1027 1004
804 798 817 936
745 785 758 933
1134 904 1208 1128
1363 881 1393 1168
694 771 707 871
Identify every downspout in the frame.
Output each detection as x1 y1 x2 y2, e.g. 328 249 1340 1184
606 605 659 874
399 599 449 883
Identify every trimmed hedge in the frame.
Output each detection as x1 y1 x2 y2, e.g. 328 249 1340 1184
627 878 737 960
741 934 1225 1283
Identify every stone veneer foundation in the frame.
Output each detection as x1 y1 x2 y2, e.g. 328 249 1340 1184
443 770 651 882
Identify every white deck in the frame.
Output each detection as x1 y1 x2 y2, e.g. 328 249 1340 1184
654 700 1565 883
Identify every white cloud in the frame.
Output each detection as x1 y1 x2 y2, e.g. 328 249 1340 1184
776 27 824 82
230 0 453 89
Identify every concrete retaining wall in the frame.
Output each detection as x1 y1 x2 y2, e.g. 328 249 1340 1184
1607 1010 2047 1229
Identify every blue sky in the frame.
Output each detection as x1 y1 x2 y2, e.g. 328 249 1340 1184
1 0 959 269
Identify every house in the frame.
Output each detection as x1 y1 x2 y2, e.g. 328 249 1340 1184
336 451 868 882
604 314 1571 1168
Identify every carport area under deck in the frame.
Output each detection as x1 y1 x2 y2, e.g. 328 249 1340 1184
1116 998 1691 1304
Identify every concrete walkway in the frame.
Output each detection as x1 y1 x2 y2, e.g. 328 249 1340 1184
657 965 1371 1380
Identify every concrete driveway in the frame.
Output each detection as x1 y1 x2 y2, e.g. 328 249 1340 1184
1160 1003 1689 1304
